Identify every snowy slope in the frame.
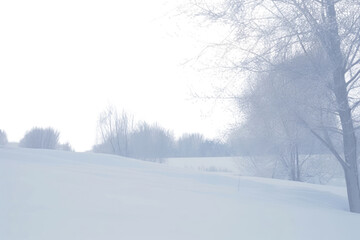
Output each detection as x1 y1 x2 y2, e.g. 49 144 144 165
165 156 345 185
165 157 239 173
1 147 359 240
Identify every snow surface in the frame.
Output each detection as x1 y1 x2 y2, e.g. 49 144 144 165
1 147 360 240
165 156 345 185
165 157 239 173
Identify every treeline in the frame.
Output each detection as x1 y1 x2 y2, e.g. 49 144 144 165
0 127 73 151
0 108 231 159
92 107 230 161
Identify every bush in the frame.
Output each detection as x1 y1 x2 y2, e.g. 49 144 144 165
57 142 74 151
20 127 60 149
0 129 8 146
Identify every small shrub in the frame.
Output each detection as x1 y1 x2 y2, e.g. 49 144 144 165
57 142 74 152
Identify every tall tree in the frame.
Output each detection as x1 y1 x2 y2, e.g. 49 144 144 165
235 53 337 181
97 107 134 156
193 0 360 212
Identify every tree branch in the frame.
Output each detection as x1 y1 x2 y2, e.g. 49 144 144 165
296 115 348 169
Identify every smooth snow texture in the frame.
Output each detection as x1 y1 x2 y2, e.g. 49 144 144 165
165 156 345 185
1 147 359 240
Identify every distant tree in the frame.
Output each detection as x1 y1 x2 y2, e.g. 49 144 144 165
129 122 175 162
0 129 8 146
96 107 134 156
57 142 74 152
176 133 230 157
93 106 233 159
94 107 176 161
177 133 205 157
20 127 60 149
201 139 230 157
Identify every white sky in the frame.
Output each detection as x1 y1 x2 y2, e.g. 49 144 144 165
0 0 236 151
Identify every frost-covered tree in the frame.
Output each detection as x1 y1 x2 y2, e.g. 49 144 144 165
129 122 175 162
96 107 134 156
234 53 338 181
94 108 175 161
192 0 360 212
177 133 229 157
20 127 60 149
177 133 205 157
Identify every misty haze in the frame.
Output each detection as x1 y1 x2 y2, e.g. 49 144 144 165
1 0 360 239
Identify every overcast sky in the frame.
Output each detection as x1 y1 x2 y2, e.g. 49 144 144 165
0 0 236 151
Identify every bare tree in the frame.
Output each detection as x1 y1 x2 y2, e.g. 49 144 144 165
96 107 134 156
192 0 360 212
236 53 336 181
19 127 60 149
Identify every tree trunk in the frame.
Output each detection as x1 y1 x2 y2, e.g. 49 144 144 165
333 67 360 213
295 144 300 182
322 0 360 213
344 167 360 213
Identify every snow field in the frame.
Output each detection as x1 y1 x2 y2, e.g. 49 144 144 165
1 147 359 240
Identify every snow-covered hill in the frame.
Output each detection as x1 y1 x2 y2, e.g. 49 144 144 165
1 147 359 240
165 156 345 185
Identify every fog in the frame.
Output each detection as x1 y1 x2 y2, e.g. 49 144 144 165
0 0 234 152
2 1 360 238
